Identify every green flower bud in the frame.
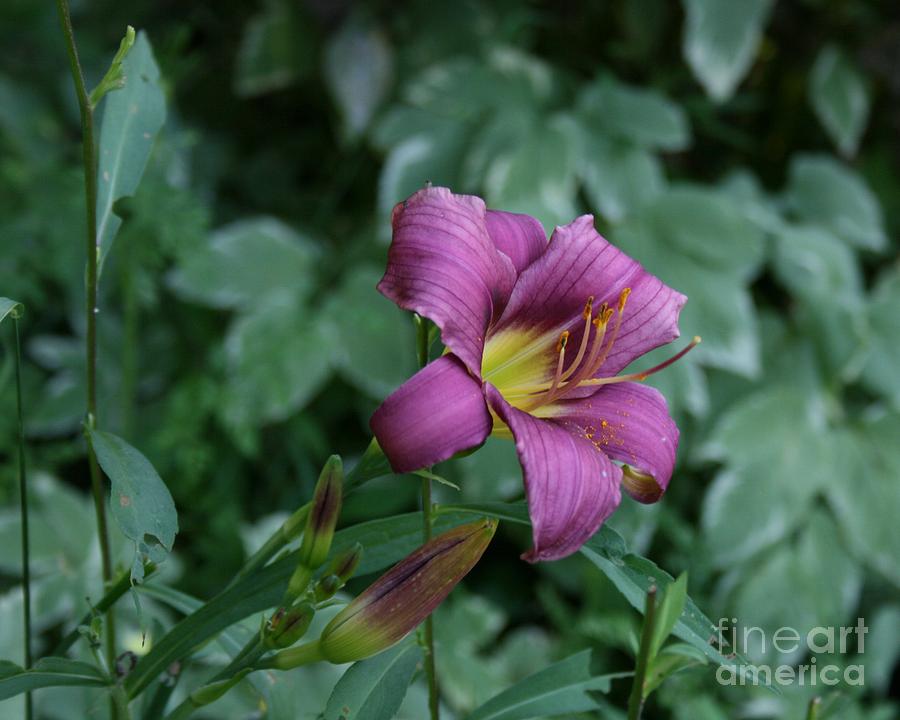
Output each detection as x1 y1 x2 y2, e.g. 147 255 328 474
298 456 343 571
189 668 251 707
319 519 496 663
314 575 341 603
263 602 315 650
313 543 364 602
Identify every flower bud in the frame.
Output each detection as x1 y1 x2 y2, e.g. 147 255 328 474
263 602 315 650
298 455 343 571
314 543 364 602
189 668 251 707
318 519 496 663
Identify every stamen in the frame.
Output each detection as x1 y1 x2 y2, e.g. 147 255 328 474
559 297 594 382
576 336 702 388
541 331 569 402
587 287 630 376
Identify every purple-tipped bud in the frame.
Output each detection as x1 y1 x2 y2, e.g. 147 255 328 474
298 455 343 571
314 574 341 603
263 602 315 650
318 519 497 663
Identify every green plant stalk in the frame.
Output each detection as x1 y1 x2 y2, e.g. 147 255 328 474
627 585 658 720
415 315 440 720
163 640 267 720
806 697 821 720
53 0 116 677
13 318 33 720
51 563 155 657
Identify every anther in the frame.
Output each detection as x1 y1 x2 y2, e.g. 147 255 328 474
617 287 631 313
555 331 570 353
582 296 594 320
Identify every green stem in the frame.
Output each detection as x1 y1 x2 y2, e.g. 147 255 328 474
13 318 32 720
415 315 440 720
422 476 439 720
627 585 658 720
51 564 155 657
53 0 116 678
806 697 821 720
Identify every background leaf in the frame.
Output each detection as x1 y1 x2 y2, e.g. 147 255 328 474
809 45 870 157
681 0 774 101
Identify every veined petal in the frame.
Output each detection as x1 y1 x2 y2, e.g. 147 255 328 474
379 187 516 376
485 210 547 276
539 382 678 503
371 355 492 473
485 384 622 562
489 215 686 384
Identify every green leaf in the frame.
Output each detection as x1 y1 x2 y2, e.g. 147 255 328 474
167 218 318 310
322 265 417 399
614 187 766 376
577 75 689 151
377 121 468 219
643 644 707 697
95 31 166 271
809 45 870 157
89 430 178 583
467 650 625 720
578 134 665 223
219 294 333 428
681 0 774 102
861 269 900 407
731 510 862 663
323 640 421 720
699 386 833 566
484 114 578 230
648 572 687 661
785 154 886 251
0 297 23 324
0 658 109 701
324 19 393 142
826 418 900 587
234 0 313 96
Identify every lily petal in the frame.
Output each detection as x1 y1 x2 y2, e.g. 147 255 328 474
539 382 678 503
379 187 516 376
371 355 493 473
491 215 686 381
485 210 547 276
485 384 622 562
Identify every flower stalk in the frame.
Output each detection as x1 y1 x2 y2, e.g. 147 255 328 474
10 308 32 720
627 585 658 720
53 0 117 687
415 314 441 720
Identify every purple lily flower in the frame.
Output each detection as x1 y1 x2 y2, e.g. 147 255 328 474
371 187 696 562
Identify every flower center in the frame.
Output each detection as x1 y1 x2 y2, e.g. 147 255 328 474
484 288 700 415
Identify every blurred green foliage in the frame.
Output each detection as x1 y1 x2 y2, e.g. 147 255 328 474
0 0 898 718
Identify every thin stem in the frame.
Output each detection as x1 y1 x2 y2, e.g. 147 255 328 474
13 318 33 720
806 697 821 720
415 315 439 720
53 0 116 677
51 563 155 657
627 585 658 720
422 476 439 720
